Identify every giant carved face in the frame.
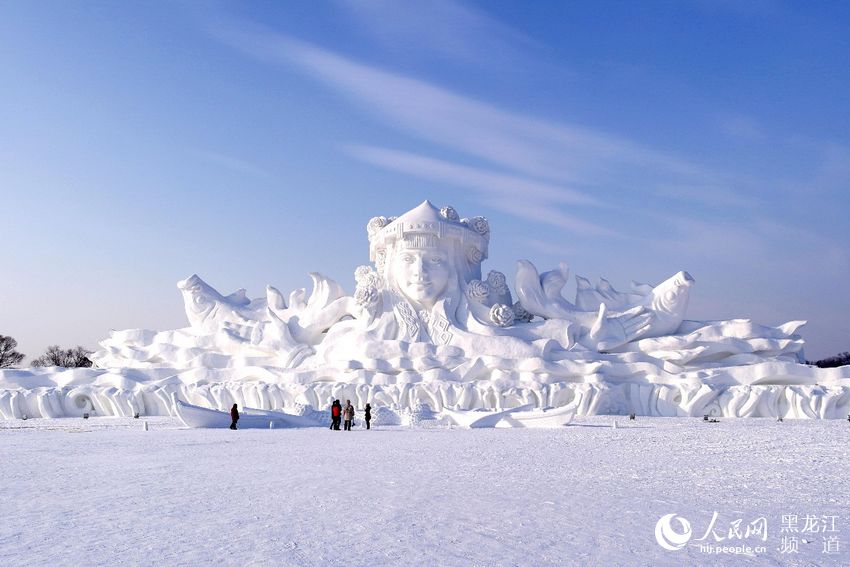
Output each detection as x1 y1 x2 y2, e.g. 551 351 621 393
391 245 451 310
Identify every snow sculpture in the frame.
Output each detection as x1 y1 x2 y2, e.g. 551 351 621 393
1 200 849 421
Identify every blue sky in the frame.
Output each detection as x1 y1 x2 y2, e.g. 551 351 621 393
1 0 848 361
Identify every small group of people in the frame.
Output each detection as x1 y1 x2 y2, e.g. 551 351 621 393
329 400 372 431
228 400 374 431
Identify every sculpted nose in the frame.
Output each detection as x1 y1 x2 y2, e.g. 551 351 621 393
411 257 427 279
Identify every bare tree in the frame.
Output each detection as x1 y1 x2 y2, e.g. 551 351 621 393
808 351 850 368
31 345 93 368
0 335 25 368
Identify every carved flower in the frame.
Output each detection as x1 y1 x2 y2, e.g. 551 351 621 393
354 265 373 284
354 285 379 306
440 206 460 222
366 216 388 237
466 245 483 264
466 279 490 303
486 270 507 293
469 216 490 237
512 301 533 323
490 303 515 327
354 265 381 287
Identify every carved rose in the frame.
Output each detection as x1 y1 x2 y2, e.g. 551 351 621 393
354 285 379 306
440 206 460 222
512 301 533 323
469 216 490 237
490 303 515 327
366 216 388 237
466 245 483 264
354 265 381 288
354 265 372 284
466 279 490 303
486 270 507 293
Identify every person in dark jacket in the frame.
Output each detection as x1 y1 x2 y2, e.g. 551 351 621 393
364 403 372 430
229 404 239 430
330 399 342 430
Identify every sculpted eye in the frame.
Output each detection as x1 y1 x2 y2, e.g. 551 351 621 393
431 256 443 264
665 290 677 302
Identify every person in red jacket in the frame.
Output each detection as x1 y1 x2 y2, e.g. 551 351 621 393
229 403 239 430
330 399 341 430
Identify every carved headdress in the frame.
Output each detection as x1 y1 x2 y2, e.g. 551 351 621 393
367 201 490 282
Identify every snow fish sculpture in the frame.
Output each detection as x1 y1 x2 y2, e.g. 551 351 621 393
178 274 262 331
1 200 849 422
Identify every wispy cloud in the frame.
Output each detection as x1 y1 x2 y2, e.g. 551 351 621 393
190 149 272 180
653 182 759 208
524 238 579 258
490 199 619 237
334 0 540 65
644 211 849 282
209 22 752 236
652 215 768 260
809 142 850 194
211 25 717 182
346 144 616 235
717 114 766 141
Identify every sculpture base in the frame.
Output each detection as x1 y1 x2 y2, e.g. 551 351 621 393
2 366 848 421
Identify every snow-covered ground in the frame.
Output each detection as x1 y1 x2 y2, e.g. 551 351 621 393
1 417 847 566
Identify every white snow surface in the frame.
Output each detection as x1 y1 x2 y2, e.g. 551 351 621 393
1 417 848 566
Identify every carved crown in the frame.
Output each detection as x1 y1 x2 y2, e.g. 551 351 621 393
366 200 490 265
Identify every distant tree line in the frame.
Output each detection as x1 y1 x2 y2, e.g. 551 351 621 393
0 335 92 368
31 345 93 368
807 351 850 368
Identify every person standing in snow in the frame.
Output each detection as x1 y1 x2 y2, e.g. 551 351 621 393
364 403 372 430
343 399 355 431
330 399 342 431
229 403 239 430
